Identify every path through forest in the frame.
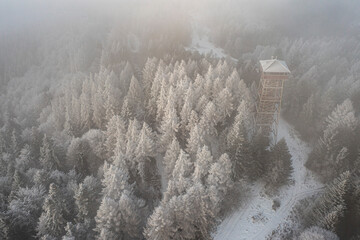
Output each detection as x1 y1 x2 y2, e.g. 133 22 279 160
185 17 323 239
185 14 235 60
213 119 322 240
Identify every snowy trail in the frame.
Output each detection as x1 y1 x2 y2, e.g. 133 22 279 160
185 19 323 239
185 14 237 61
214 119 322 240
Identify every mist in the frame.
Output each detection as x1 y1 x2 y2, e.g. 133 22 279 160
1 1 360 240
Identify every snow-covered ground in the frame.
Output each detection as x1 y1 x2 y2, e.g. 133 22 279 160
214 118 322 240
185 19 323 239
185 16 236 61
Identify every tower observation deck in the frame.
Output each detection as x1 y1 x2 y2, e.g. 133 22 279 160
255 58 290 144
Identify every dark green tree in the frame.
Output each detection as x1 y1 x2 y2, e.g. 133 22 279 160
265 138 293 189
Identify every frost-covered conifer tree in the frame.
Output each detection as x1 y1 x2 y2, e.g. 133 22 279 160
180 84 195 132
195 95 209 114
159 91 179 152
10 130 20 158
79 78 93 133
144 200 174 240
125 119 141 169
163 137 181 179
127 76 144 119
103 71 121 122
186 110 199 133
193 145 214 184
307 99 358 180
225 69 240 96
198 101 218 138
305 171 351 231
147 62 166 121
104 115 126 159
7 186 45 238
215 87 234 124
322 99 357 152
171 150 193 195
91 80 106 130
8 170 21 202
186 124 205 157
226 101 247 152
136 122 156 181
96 163 143 239
142 58 159 100
40 135 59 171
37 183 66 239
75 176 101 224
15 144 33 174
0 216 8 240
207 153 233 197
298 226 339 240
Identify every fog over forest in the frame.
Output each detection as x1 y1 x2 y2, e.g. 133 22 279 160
1 1 360 239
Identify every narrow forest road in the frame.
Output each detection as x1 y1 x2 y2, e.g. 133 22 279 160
213 119 323 240
185 18 323 239
185 14 236 60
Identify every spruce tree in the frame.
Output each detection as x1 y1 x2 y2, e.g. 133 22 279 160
124 119 141 169
79 79 93 133
305 171 351 231
91 83 105 130
120 98 133 121
180 84 195 135
320 204 344 232
0 215 8 240
226 100 247 152
198 101 218 138
40 135 59 171
233 134 252 181
307 99 358 180
266 138 293 189
207 153 233 197
37 183 66 238
74 184 88 223
186 110 199 133
163 137 181 179
215 87 234 124
250 130 269 181
8 170 21 202
7 186 46 238
96 162 143 239
10 129 20 158
298 226 339 240
127 76 144 119
186 124 205 157
136 122 156 181
142 58 158 101
144 201 174 240
172 150 193 195
159 99 179 152
193 145 214 184
104 115 126 159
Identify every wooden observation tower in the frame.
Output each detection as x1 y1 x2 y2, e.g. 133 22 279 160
255 58 290 144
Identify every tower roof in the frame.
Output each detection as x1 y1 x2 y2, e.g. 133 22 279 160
260 59 290 74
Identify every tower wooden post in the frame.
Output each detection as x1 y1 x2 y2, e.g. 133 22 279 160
255 58 290 144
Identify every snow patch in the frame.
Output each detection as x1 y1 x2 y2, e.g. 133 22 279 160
185 16 236 61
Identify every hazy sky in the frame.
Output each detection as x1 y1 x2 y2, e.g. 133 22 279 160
1 0 359 37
